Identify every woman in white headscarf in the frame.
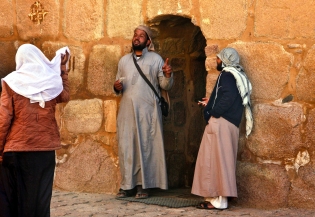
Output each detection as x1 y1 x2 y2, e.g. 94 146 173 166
0 44 70 217
192 47 252 210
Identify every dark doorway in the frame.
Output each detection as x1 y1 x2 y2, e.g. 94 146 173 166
149 15 207 188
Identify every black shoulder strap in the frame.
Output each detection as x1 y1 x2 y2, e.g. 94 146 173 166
132 55 161 101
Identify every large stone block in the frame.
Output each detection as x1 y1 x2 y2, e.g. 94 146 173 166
205 44 219 57
54 139 119 194
107 0 143 39
64 99 103 134
55 104 62 129
247 103 304 159
205 57 216 71
104 100 117 133
230 42 293 100
0 42 17 89
305 108 315 146
64 0 104 41
147 0 192 20
296 45 315 102
87 45 121 96
238 116 247 156
199 0 247 39
123 44 133 56
90 133 119 157
255 0 315 39
297 155 315 189
0 0 14 38
16 0 59 40
236 162 290 209
42 42 85 95
288 178 315 209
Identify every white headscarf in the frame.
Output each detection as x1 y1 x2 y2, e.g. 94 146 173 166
2 44 70 108
135 25 155 51
217 47 244 71
217 47 253 137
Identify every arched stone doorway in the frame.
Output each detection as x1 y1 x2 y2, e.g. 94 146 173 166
149 15 207 188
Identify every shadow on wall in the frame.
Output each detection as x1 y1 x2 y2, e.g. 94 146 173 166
149 15 207 188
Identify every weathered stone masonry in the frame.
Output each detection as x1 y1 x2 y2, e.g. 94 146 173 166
1 0 315 209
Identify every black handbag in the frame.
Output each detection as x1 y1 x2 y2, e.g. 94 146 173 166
159 95 169 117
132 56 169 117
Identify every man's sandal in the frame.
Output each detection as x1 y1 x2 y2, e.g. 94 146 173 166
135 190 149 199
116 189 132 198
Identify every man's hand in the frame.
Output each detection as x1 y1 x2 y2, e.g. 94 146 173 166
114 80 123 91
162 58 172 78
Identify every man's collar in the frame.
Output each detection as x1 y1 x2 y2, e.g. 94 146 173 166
142 47 148 55
133 47 148 57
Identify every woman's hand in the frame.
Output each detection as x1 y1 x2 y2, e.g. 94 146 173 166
198 97 209 107
61 50 70 74
61 50 70 65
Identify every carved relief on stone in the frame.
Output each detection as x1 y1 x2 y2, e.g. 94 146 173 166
28 1 48 25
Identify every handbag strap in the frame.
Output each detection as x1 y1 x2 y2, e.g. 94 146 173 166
132 55 161 102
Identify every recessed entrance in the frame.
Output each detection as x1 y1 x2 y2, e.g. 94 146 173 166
149 15 207 188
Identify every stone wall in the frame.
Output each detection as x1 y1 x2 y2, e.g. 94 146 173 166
1 0 315 209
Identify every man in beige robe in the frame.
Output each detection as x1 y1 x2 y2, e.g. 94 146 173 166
192 47 252 209
113 25 173 199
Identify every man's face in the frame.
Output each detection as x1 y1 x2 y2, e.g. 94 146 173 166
132 29 150 51
216 57 223 71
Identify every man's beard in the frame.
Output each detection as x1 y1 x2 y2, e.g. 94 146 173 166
132 40 147 51
216 63 223 71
